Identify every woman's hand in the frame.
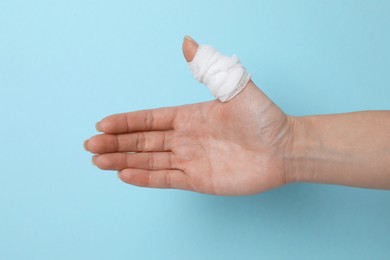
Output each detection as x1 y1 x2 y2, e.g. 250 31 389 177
83 37 293 195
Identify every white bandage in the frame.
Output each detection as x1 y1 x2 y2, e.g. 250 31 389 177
188 45 251 102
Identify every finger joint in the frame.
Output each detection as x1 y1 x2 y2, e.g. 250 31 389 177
136 132 147 151
145 110 155 130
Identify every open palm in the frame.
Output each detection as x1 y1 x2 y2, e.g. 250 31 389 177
84 38 293 195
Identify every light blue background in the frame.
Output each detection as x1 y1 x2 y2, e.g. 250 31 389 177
1 0 389 259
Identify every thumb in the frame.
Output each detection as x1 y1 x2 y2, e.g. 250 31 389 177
182 35 254 103
182 35 199 62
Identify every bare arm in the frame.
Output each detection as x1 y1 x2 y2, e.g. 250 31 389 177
287 111 390 189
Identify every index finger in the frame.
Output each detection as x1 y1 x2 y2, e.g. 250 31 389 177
96 106 178 134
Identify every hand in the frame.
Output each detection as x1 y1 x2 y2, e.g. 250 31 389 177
84 37 293 195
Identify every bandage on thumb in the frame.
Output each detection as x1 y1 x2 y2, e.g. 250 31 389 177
187 43 251 102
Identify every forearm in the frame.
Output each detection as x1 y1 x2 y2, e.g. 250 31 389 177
286 111 390 189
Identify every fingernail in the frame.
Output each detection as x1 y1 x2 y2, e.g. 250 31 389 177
183 35 199 62
92 155 97 166
95 121 101 132
83 140 89 151
184 35 195 43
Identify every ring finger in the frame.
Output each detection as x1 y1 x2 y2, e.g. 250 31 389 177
92 152 179 171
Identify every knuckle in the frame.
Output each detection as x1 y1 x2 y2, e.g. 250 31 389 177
146 171 151 187
145 110 155 130
114 135 120 151
164 171 172 187
122 153 130 170
136 132 147 151
148 153 155 170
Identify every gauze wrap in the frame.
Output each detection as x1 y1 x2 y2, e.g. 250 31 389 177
187 45 251 102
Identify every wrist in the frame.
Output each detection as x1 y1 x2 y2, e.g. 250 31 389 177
284 116 316 184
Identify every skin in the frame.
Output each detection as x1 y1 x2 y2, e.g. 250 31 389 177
84 36 390 195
